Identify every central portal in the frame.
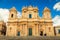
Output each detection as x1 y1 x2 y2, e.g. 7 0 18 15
29 28 32 36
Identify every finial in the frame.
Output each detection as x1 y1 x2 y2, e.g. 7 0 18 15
29 5 32 8
43 7 50 12
44 7 50 11
22 6 27 10
10 6 16 11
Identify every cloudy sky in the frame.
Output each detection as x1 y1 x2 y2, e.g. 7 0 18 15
0 0 60 26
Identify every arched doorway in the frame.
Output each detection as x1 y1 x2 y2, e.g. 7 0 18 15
40 31 47 36
40 31 43 36
17 31 20 36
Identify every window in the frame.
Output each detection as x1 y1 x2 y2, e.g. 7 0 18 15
40 25 42 27
58 29 60 34
29 14 32 18
17 31 20 36
11 14 13 18
10 27 12 30
49 27 51 32
10 27 12 32
44 21 46 23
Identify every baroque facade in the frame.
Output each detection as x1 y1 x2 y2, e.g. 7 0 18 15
6 6 54 36
0 6 58 36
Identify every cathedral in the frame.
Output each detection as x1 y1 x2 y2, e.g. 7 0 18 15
0 6 55 36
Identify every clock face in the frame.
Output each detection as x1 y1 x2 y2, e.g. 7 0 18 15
23 10 27 13
23 9 27 13
34 10 37 12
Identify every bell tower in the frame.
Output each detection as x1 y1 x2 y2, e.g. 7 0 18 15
42 7 54 36
43 7 51 19
6 7 18 36
9 7 17 19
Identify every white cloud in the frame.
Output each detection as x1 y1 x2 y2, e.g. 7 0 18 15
0 8 21 22
53 2 60 11
0 8 9 22
17 11 21 18
52 15 60 26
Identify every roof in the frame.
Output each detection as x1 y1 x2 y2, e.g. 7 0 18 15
43 7 50 12
10 7 16 11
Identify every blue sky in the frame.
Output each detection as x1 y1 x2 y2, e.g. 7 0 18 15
0 0 60 18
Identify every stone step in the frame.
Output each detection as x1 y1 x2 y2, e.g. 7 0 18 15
0 36 60 40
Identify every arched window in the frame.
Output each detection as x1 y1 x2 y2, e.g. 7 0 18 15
29 14 32 18
11 14 13 18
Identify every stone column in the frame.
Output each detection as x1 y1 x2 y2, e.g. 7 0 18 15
35 24 39 36
20 24 23 36
25 24 28 36
33 24 35 36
